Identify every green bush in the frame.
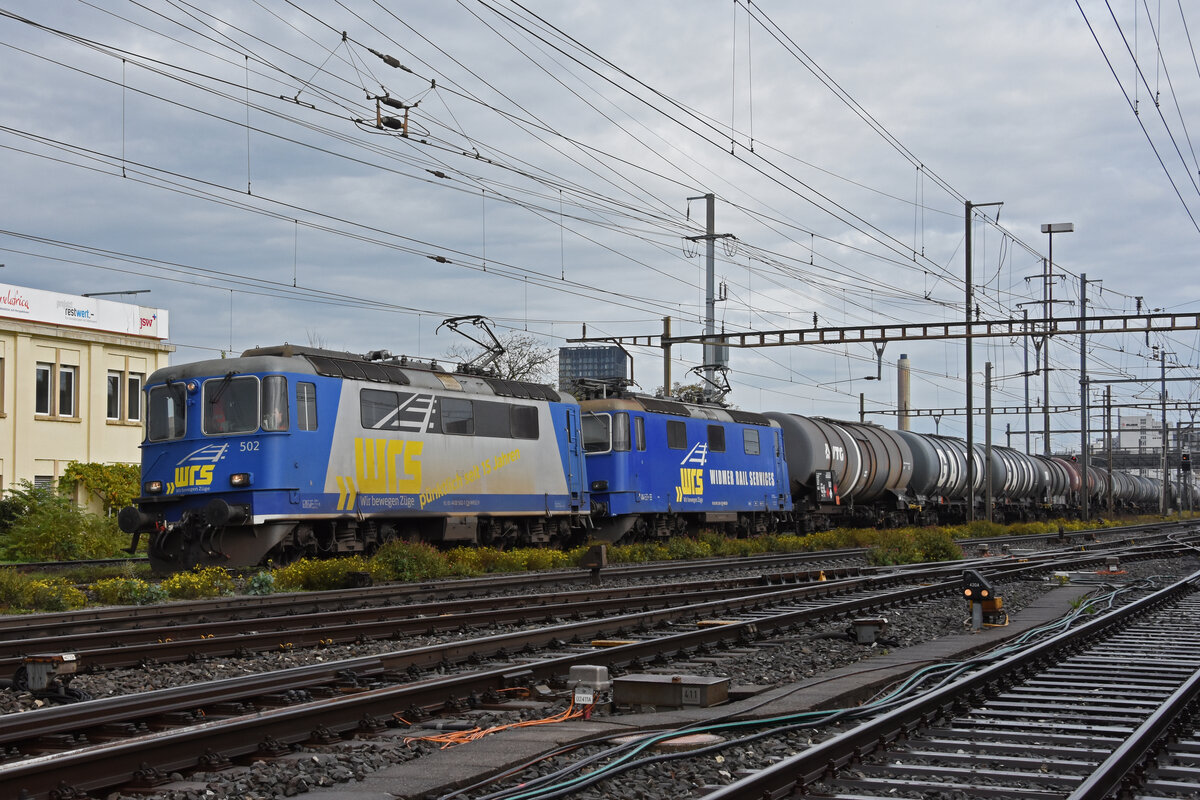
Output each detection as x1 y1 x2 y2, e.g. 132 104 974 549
271 557 372 591
867 529 921 566
370 541 450 582
92 576 168 606
22 578 88 611
62 462 141 514
0 481 129 561
245 571 276 595
0 569 32 610
161 567 236 599
913 528 963 562
606 542 670 563
665 537 713 560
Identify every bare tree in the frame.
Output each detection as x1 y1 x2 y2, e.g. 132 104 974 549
443 330 557 383
656 381 707 403
305 328 328 350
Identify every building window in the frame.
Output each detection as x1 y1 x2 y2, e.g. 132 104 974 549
36 363 51 415
33 475 54 490
107 372 122 419
57 365 76 418
127 373 143 421
36 359 79 418
107 367 144 422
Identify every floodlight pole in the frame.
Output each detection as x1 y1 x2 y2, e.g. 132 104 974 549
1080 273 1089 521
1040 222 1074 456
965 200 1002 522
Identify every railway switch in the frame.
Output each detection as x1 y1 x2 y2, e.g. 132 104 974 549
962 570 1003 630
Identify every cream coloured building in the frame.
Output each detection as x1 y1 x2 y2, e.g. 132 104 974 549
0 282 172 494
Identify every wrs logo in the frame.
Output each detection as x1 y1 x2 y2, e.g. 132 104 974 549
166 444 228 494
674 442 709 503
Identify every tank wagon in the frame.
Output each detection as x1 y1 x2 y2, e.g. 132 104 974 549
120 345 1176 572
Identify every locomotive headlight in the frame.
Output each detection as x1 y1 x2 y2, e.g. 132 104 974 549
590 480 609 491
144 480 164 495
229 472 252 487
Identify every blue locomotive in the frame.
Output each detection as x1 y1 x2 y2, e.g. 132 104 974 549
121 343 1181 572
580 396 791 541
119 344 590 571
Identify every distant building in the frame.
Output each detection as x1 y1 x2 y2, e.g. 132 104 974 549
0 282 172 496
1117 413 1162 452
558 345 627 394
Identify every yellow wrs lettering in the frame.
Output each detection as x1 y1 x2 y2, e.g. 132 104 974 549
354 438 423 493
675 467 703 502
173 464 214 489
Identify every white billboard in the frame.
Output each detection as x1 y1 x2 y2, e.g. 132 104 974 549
0 282 168 339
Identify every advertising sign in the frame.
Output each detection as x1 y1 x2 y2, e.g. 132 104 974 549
0 282 168 339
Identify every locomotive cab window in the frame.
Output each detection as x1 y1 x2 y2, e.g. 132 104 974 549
261 375 289 431
612 412 631 452
707 424 726 453
667 420 687 450
743 428 760 456
203 375 258 435
297 382 317 430
634 415 646 451
582 413 611 453
146 383 187 441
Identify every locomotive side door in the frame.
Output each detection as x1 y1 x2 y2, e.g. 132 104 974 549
564 407 585 509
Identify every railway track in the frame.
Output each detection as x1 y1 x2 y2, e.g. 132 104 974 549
1 537 1181 675
1 536 1196 799
0 557 1036 798
704 567 1200 800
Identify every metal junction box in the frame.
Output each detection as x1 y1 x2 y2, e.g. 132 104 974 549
613 674 729 708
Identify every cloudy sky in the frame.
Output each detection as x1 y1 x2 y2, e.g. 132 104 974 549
1 1 1197 452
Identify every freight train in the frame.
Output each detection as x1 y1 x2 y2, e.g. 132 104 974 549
118 344 1179 572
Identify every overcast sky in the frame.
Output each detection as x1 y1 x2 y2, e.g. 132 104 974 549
2 1 1198 452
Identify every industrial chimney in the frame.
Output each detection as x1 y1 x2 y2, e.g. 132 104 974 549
897 353 912 431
